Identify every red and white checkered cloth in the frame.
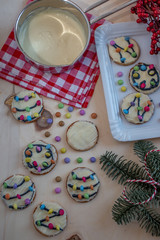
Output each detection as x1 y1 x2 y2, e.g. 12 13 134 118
0 1 106 108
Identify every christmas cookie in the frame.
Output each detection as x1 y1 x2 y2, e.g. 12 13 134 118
1 174 36 210
22 140 58 175
121 92 154 124
11 90 43 123
66 121 99 151
129 63 160 94
66 167 100 203
33 201 67 237
108 36 140 65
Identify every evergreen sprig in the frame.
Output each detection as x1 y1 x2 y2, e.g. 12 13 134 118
100 140 160 236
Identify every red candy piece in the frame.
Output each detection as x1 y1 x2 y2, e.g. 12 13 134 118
144 106 150 112
33 161 38 167
17 194 21 199
36 100 41 106
140 83 146 89
149 64 154 69
59 209 64 216
48 223 54 229
20 115 24 120
128 44 133 48
82 177 86 182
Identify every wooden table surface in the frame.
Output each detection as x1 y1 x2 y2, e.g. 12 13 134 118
0 1 160 240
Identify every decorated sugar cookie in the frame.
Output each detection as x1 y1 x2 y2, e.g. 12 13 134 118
66 120 99 151
108 36 140 65
11 90 43 123
129 63 160 94
66 167 100 203
121 92 154 124
22 140 58 175
1 174 36 210
33 201 67 237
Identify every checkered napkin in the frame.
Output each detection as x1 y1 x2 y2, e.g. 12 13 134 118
0 2 106 108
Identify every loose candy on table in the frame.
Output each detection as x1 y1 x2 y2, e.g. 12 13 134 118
91 113 97 119
60 148 67 153
117 71 123 77
77 157 83 163
58 103 64 109
55 112 61 117
44 131 51 137
90 157 96 163
68 106 74 112
55 187 61 194
59 121 65 127
65 113 71 119
55 136 61 142
64 157 71 164
79 110 86 116
55 176 62 182
121 86 127 92
117 80 124 85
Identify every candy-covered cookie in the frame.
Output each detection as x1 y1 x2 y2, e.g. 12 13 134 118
66 121 99 151
11 90 43 123
22 140 58 175
1 174 36 210
108 36 140 65
121 92 154 124
129 63 160 94
33 201 67 237
66 167 100 203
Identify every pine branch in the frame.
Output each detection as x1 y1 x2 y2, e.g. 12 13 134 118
100 151 148 185
137 207 160 236
133 140 157 162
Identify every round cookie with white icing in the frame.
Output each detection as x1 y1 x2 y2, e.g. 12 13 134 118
121 92 154 124
22 140 58 175
66 120 99 151
129 63 160 94
11 90 43 123
1 174 36 210
66 167 100 203
108 36 140 65
33 201 67 237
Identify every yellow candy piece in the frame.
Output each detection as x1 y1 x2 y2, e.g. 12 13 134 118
48 209 53 214
121 86 127 92
45 152 51 157
73 184 77 191
135 93 141 98
34 113 39 118
24 176 30 182
13 203 18 210
25 157 31 163
65 113 71 119
56 225 60 231
124 47 128 52
60 148 66 153
31 92 36 98
133 73 139 78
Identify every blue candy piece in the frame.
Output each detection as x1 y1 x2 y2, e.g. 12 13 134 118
125 36 130 41
40 204 45 210
130 102 135 106
90 174 94 180
140 65 147 71
64 157 71 164
68 106 74 112
133 82 138 86
90 157 96 163
14 96 19 102
80 185 84 191
46 144 51 149
120 57 126 63
13 183 18 189
123 109 129 114
27 116 32 121
29 186 33 191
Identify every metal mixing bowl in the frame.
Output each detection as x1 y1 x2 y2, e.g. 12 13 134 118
14 0 91 74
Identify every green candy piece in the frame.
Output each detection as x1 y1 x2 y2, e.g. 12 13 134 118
84 193 89 199
131 52 137 58
137 106 143 111
117 80 124 85
58 103 64 109
72 174 77 180
151 81 155 86
3 182 7 188
42 162 48 167
28 144 33 149
134 66 139 71
25 106 30 112
77 157 83 163
36 221 41 226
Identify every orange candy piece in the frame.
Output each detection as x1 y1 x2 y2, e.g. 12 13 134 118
78 194 82 200
51 160 55 164
46 216 50 222
147 100 152 106
11 108 17 113
25 150 31 156
90 185 94 190
5 193 10 200
116 48 121 53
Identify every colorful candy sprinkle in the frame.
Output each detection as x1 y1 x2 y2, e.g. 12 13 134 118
60 148 67 153
138 115 143 121
13 183 18 189
25 198 31 205
65 113 71 118
128 44 133 48
121 86 127 92
24 96 29 101
56 225 60 231
110 40 115 46
13 203 18 210
34 113 39 118
64 157 71 164
78 194 82 200
91 113 97 119
48 223 54 229
59 121 65 126
68 106 74 112
72 174 77 180
11 108 17 113
117 80 124 85
46 144 51 149
58 103 64 109
116 47 121 53
27 116 32 121
149 64 154 69
134 66 139 71
117 71 123 77
36 100 41 106
90 157 96 163
77 157 83 163
130 102 135 106
17 194 21 199
33 161 38 167
5 193 10 200
84 193 89 199
133 73 139 78
80 109 86 115
140 65 147 71
80 185 84 191
20 115 24 121
82 176 86 182
25 107 30 112
15 96 19 102
55 176 62 182
40 204 45 210
48 209 53 214
125 36 130 41
59 209 64 215
123 109 129 114
46 216 50 222
144 106 150 112
55 112 61 117
25 157 31 163
131 52 137 58
120 57 126 63
55 136 61 142
28 143 33 149
31 92 36 98
73 184 77 191
24 176 30 182
135 93 141 98
44 131 51 137
3 182 7 188
55 187 61 194
37 221 41 226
